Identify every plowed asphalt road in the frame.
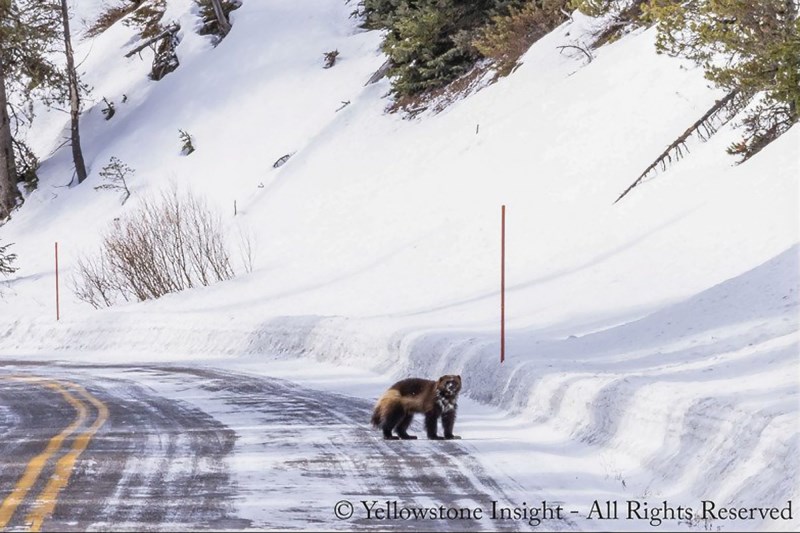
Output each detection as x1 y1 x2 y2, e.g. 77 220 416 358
0 361 564 531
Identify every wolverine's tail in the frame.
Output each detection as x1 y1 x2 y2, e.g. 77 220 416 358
371 390 401 427
371 391 393 427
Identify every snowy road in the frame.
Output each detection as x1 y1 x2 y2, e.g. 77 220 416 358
0 362 547 531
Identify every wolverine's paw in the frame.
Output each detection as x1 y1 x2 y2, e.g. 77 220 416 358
427 435 443 440
383 435 400 440
444 435 461 440
398 434 418 440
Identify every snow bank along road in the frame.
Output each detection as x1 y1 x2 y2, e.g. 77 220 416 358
0 361 553 532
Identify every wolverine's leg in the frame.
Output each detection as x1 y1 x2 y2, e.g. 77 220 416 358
382 404 405 440
425 412 441 440
395 413 417 440
442 410 460 439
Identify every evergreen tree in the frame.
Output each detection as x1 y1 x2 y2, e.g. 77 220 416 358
361 0 524 97
0 0 90 203
645 0 799 160
382 2 473 95
572 0 799 161
0 0 64 219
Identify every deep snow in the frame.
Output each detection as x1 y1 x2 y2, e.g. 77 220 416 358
0 0 797 531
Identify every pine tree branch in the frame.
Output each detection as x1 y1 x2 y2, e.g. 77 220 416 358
613 90 743 204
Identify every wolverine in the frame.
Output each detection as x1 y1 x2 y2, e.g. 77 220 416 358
371 375 462 440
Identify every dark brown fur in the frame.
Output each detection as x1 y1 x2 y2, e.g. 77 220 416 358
371 375 462 440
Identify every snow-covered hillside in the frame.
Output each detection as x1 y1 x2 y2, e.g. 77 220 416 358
0 0 797 531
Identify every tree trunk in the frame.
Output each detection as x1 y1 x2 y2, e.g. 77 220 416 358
0 66 18 220
786 0 798 120
209 0 231 36
60 0 87 185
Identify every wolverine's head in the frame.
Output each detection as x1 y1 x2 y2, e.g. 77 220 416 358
437 375 462 397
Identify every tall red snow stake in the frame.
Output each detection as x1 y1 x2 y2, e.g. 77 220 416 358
55 242 60 321
501 205 505 364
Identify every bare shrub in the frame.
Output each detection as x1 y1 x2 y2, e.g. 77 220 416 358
72 187 236 308
72 252 122 308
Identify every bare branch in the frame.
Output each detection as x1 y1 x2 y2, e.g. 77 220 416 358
557 44 593 63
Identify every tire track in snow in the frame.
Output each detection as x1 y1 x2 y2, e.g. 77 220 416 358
62 380 242 532
135 366 571 531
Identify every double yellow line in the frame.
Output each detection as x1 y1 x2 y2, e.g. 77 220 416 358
0 377 109 532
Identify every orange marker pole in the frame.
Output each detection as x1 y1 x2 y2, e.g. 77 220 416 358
55 242 60 321
501 205 505 364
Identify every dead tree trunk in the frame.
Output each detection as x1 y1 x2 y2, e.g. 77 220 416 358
60 0 88 185
365 59 392 86
0 67 18 220
125 23 181 81
150 24 181 81
125 23 180 58
209 0 231 36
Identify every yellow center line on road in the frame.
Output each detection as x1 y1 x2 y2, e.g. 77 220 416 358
0 378 88 530
25 382 110 532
